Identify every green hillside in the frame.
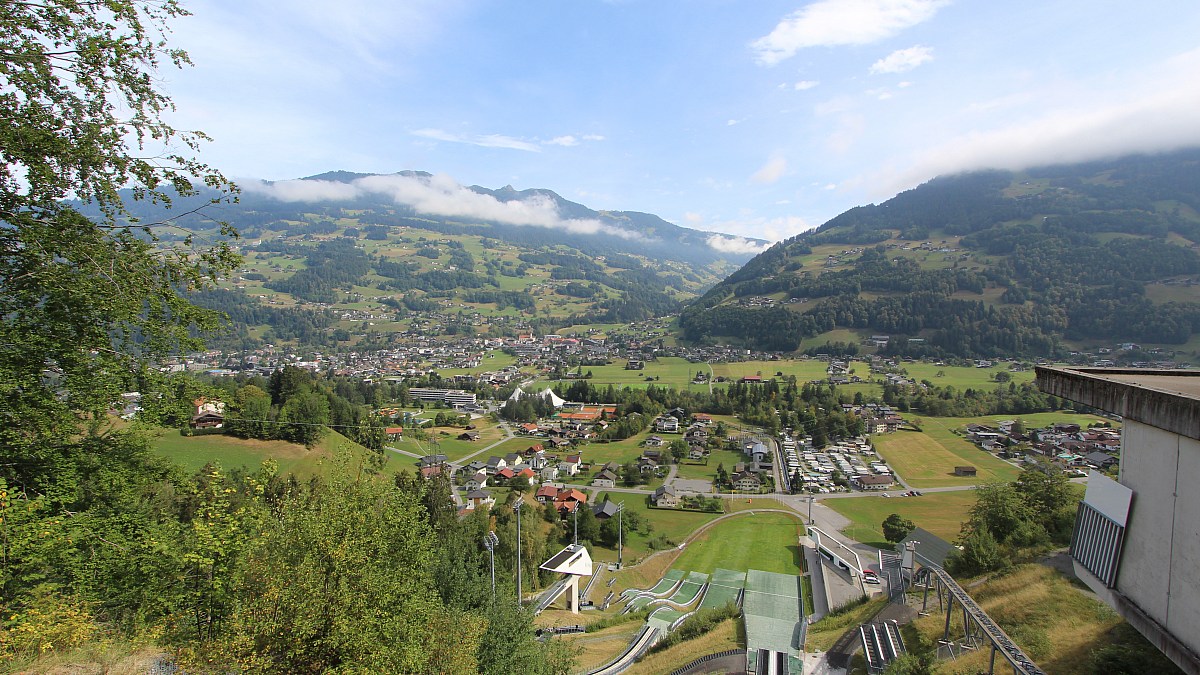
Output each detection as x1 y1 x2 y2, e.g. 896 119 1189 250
680 149 1200 358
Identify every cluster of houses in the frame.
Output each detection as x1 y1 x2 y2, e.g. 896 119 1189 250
965 420 1122 472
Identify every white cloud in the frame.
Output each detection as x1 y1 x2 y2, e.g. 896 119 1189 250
751 155 789 184
241 173 649 240
413 129 603 151
862 56 1200 200
870 45 934 74
727 119 742 126
793 80 820 90
706 234 772 255
695 215 815 245
412 128 542 152
751 0 950 66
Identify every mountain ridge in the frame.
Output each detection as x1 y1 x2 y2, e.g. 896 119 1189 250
679 148 1200 358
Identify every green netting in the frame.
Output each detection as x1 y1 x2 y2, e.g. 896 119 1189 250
666 580 703 605
743 570 803 655
647 607 684 631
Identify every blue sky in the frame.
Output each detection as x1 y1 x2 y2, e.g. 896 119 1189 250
164 0 1200 252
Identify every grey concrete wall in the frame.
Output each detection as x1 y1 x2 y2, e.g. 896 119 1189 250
1118 421 1177 624
1168 434 1200 656
1117 421 1200 663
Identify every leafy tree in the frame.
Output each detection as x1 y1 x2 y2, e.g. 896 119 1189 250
226 384 274 440
277 392 330 447
966 481 1035 544
1014 460 1076 541
209 459 446 672
1 0 240 498
574 505 600 544
669 438 688 464
947 528 1009 577
882 513 916 543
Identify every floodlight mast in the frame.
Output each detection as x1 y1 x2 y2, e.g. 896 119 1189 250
514 500 523 605
484 531 500 600
620 501 628 567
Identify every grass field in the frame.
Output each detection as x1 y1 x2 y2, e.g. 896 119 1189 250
587 494 725 563
674 448 744 481
671 511 804 575
872 427 1020 488
149 428 394 477
902 362 1035 388
822 490 978 547
583 432 661 468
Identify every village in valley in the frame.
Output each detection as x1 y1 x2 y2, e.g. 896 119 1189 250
147 327 1137 675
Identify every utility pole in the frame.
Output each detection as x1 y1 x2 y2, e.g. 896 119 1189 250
808 494 815 525
573 504 579 545
484 531 499 601
617 501 625 568
514 500 523 605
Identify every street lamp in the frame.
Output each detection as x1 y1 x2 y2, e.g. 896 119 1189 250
484 531 500 601
808 494 815 525
514 500 523 605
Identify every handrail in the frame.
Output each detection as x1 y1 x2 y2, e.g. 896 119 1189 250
915 565 1047 675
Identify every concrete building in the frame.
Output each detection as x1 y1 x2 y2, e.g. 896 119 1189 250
1036 367 1200 675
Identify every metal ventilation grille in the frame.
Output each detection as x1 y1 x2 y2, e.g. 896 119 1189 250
1070 500 1125 588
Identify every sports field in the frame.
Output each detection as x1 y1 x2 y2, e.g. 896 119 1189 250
822 489 978 546
671 511 804 575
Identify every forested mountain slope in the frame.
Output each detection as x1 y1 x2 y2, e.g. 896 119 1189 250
680 149 1200 357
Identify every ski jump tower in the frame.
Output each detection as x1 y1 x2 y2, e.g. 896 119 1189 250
539 544 593 613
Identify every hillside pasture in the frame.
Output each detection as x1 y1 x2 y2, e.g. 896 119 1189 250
149 428 393 477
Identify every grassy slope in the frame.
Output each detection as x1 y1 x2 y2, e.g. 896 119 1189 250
906 564 1155 675
148 428 393 477
671 511 805 575
623 617 742 675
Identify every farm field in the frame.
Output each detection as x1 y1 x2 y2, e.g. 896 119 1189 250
671 511 804 575
872 426 1021 488
902 362 1035 388
821 490 978 547
546 357 702 390
149 428 394 477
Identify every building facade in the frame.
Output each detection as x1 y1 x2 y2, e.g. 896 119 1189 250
1036 367 1200 675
